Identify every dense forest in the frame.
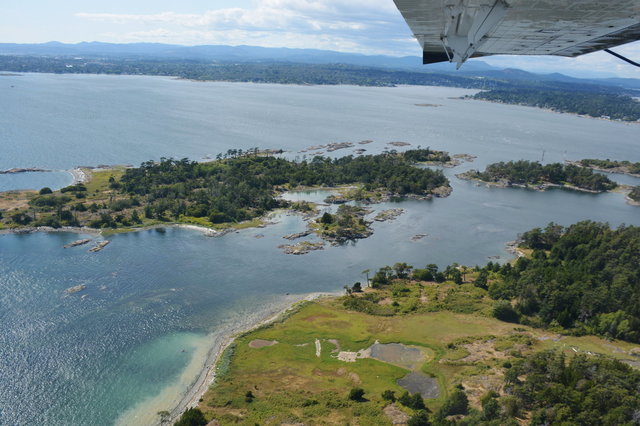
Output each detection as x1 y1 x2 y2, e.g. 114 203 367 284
4 150 449 229
456 350 640 426
463 160 618 192
579 158 640 175
488 221 640 342
473 88 640 121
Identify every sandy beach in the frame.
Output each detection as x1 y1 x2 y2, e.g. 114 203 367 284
115 292 337 426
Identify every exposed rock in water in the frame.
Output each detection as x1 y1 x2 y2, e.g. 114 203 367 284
373 208 404 222
353 149 367 155
324 194 349 204
254 234 265 239
278 241 325 255
452 153 477 162
411 234 428 241
65 284 86 294
204 229 232 238
326 142 354 152
64 239 92 248
0 167 48 174
282 231 312 240
88 240 110 252
431 185 453 197
358 140 374 145
387 141 411 147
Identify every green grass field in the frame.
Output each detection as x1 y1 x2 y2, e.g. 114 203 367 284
198 289 640 425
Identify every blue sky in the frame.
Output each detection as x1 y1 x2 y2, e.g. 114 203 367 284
2 0 639 78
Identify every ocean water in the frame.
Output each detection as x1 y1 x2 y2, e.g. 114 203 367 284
0 74 639 425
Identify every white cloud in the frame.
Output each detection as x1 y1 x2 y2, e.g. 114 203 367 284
75 1 640 78
75 0 413 55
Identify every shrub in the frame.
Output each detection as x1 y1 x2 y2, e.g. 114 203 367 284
174 407 207 426
381 390 396 402
348 387 365 401
407 410 431 426
39 187 53 195
492 301 519 323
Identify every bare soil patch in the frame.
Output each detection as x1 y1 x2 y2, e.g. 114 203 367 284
248 339 278 349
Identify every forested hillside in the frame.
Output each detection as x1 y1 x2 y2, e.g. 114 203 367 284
487 221 640 342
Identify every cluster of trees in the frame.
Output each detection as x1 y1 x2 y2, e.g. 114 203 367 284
474 88 640 121
317 205 370 242
495 350 640 425
342 262 469 316
403 148 451 163
579 158 640 175
471 160 617 191
630 186 640 202
487 221 640 342
116 152 448 226
417 350 640 425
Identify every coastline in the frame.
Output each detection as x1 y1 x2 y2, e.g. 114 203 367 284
469 98 640 125
564 161 640 179
165 292 337 425
116 292 339 426
456 172 607 194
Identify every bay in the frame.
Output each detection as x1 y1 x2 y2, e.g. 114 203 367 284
0 74 638 425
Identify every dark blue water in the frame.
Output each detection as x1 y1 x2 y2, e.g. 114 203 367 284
0 74 639 425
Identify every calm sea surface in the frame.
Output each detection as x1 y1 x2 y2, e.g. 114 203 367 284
0 74 638 425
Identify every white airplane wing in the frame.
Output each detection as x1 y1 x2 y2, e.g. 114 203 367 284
394 0 640 67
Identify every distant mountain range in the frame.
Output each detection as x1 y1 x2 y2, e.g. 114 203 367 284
1 41 639 90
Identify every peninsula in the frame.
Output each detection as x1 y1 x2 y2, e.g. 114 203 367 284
0 149 450 235
177 221 640 426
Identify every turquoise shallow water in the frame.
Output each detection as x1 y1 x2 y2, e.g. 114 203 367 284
0 75 639 425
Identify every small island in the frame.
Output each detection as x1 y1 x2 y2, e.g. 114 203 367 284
312 205 373 244
0 149 451 236
457 160 618 193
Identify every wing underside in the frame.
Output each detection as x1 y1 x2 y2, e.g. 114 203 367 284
394 0 640 66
